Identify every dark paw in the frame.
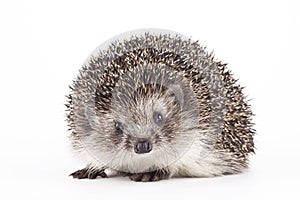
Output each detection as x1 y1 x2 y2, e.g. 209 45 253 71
128 170 169 182
70 167 107 179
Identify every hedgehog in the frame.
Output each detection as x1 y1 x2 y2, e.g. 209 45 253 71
66 29 255 182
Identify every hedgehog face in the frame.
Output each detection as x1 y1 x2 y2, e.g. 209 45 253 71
110 88 182 153
99 86 186 172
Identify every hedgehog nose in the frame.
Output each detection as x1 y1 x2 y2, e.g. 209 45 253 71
134 140 152 154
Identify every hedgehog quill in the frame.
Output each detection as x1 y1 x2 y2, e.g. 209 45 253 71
66 29 255 182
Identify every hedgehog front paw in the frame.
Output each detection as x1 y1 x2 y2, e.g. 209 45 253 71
70 167 107 179
128 169 170 182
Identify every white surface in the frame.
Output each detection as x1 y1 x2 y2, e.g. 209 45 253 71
0 0 299 199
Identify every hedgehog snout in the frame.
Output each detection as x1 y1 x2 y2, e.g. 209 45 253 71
134 140 152 154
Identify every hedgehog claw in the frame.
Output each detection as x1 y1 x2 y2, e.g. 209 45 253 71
128 169 169 182
70 167 107 179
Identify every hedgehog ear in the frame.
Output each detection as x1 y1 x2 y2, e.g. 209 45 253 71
165 84 184 107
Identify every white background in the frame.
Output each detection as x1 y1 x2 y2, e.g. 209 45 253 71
0 0 299 199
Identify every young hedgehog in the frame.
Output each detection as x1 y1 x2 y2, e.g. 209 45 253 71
66 30 255 182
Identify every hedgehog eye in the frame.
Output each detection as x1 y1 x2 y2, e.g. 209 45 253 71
115 121 123 134
153 111 164 126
